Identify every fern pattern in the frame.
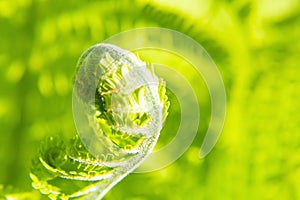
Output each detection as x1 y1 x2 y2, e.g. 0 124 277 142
30 43 169 199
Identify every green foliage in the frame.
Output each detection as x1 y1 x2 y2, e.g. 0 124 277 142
30 136 114 199
1 0 300 199
30 42 170 199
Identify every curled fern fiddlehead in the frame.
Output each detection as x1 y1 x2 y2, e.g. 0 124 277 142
30 43 169 199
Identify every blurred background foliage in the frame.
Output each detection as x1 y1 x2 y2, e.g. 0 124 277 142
0 0 300 199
